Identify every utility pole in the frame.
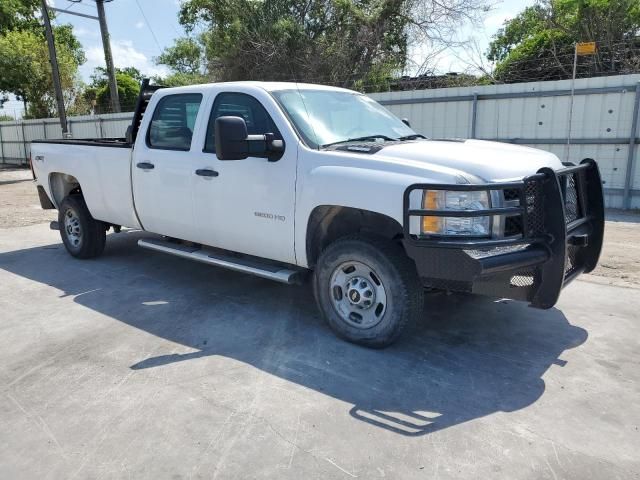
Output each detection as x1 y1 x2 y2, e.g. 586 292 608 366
40 0 69 136
96 0 120 113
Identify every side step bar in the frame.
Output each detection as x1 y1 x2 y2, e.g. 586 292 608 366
138 238 304 284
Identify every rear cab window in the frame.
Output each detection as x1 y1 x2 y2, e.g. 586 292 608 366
147 93 203 151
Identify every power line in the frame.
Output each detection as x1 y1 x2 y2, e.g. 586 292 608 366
134 0 163 53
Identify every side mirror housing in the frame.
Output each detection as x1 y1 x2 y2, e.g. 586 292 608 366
401 118 411 128
215 116 249 160
214 115 285 161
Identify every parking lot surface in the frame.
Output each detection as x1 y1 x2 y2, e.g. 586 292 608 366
1 168 639 479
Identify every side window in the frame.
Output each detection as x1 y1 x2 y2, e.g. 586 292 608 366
147 93 203 151
204 92 281 153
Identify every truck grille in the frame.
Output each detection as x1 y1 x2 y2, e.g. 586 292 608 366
503 216 522 236
501 181 545 238
502 171 581 239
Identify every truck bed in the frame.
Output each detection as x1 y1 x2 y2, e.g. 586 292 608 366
31 137 131 148
30 140 140 230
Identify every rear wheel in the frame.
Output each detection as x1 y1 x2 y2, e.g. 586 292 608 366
58 195 106 259
313 235 423 348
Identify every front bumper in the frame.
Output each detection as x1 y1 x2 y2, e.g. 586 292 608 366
402 159 605 309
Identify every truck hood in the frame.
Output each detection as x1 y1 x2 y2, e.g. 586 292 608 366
373 139 564 182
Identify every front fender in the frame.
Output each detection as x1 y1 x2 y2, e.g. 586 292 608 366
295 164 450 267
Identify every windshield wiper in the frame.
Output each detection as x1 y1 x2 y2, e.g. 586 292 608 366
321 134 397 148
397 134 427 141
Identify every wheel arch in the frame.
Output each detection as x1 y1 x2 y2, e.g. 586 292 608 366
305 205 404 269
49 172 82 207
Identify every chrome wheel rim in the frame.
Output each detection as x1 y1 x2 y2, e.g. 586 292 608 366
329 260 387 329
64 208 82 248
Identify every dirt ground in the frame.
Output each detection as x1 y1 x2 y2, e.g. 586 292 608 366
0 168 57 228
1 166 638 286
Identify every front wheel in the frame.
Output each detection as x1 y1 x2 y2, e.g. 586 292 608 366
58 195 106 259
313 235 424 348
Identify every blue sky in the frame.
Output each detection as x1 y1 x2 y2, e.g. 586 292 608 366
1 0 531 117
53 0 179 81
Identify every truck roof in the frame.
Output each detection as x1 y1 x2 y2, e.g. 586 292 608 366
161 81 359 95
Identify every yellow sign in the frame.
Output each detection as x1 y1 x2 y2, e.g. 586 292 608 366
576 42 597 55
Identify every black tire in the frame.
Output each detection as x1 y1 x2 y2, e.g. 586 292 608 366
313 235 424 348
58 195 106 259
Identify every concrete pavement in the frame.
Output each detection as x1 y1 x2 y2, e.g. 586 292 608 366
1 224 638 479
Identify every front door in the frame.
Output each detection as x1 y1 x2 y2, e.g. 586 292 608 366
132 92 204 241
192 90 298 264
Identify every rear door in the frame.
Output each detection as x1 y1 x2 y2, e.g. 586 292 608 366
132 92 204 240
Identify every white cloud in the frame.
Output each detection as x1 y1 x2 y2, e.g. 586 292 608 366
74 26 99 39
85 40 169 78
135 21 145 29
484 12 516 30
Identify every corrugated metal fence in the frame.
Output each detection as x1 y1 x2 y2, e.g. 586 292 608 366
370 74 640 209
0 112 133 166
2 74 639 208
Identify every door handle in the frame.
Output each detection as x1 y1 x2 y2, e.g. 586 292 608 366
136 162 155 170
195 169 219 177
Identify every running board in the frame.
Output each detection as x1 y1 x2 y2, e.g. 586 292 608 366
138 238 303 284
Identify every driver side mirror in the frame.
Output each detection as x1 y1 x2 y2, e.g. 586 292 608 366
214 116 285 161
215 116 249 160
401 118 411 128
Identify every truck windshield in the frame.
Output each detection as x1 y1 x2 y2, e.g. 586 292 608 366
271 89 418 149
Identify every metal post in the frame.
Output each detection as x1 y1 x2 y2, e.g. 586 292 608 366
565 43 579 162
40 0 69 136
0 124 5 164
20 121 27 165
42 120 47 139
96 0 121 113
623 82 640 210
471 92 478 139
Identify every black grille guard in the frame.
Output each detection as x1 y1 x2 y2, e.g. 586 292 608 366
403 159 605 309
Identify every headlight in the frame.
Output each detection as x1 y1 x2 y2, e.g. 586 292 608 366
421 190 491 236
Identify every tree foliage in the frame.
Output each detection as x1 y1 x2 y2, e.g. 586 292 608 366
0 0 41 35
0 3 86 118
488 0 640 83
156 37 203 75
81 67 143 113
0 25 85 118
157 0 489 90
154 72 209 87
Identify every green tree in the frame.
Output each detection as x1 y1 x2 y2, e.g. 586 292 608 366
83 68 142 113
0 0 40 34
156 37 203 75
487 0 640 83
0 3 85 118
0 25 85 118
154 72 209 87
157 0 490 90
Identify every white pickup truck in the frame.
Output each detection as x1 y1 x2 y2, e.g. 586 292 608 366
31 80 604 347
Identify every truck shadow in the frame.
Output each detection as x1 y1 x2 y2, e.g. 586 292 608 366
0 230 588 437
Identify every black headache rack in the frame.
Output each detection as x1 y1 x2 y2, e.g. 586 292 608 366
402 159 605 309
126 78 167 144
